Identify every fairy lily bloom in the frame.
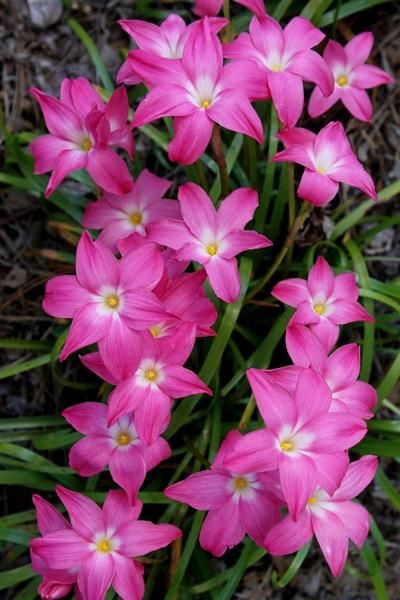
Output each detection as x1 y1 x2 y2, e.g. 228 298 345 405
118 14 227 84
30 78 134 197
131 17 266 164
264 455 378 576
309 33 394 122
165 431 282 555
31 495 78 599
31 486 181 600
271 256 374 351
82 169 179 251
224 368 367 520
272 121 377 206
43 232 171 381
224 12 333 128
148 183 272 303
63 402 171 503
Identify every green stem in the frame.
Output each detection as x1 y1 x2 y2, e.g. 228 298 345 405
246 202 312 302
222 0 233 42
210 125 229 200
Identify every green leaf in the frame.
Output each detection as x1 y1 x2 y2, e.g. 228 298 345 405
0 354 51 380
0 565 35 591
360 540 388 600
219 538 258 600
376 352 400 404
272 541 312 587
375 467 400 511
0 527 33 546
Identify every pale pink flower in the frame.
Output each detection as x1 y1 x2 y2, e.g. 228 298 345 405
82 169 180 251
224 368 367 520
131 17 266 164
30 78 134 197
31 486 181 600
309 33 394 122
165 431 282 555
148 183 272 303
271 256 374 351
272 121 377 206
43 232 171 380
264 456 378 576
224 14 333 128
63 402 171 503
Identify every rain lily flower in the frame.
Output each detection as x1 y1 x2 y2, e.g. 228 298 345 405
224 13 333 128
148 183 272 303
271 256 374 351
63 402 171 503
82 169 180 251
264 455 378 576
309 33 394 122
224 368 366 520
165 430 282 555
31 486 181 600
272 121 377 206
43 232 171 380
30 78 134 197
31 494 77 599
131 17 266 164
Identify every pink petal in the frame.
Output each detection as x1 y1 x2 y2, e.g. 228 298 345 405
77 552 114 600
68 436 110 477
211 429 243 469
61 77 104 116
340 87 373 122
194 0 223 15
297 170 339 206
98 319 141 381
332 272 359 302
279 453 317 520
223 32 260 62
119 19 162 52
178 182 217 239
264 511 313 555
109 446 147 504
132 84 195 128
278 126 316 147
147 218 193 250
333 455 378 501
325 343 360 391
32 495 69 536
235 0 267 17
323 39 347 68
294 368 332 423
332 500 370 548
271 278 309 307
309 319 339 353
250 14 283 57
311 510 348 576
208 92 263 143
272 145 314 170
289 50 333 96
121 290 171 330
305 413 367 453
333 381 377 419
283 16 325 53
60 303 112 361
216 187 259 233
169 111 214 164
291 301 320 325
314 120 351 161
331 157 377 200
285 323 327 369
182 16 222 85
351 64 394 89
127 50 185 87
117 55 145 85
62 402 108 435
345 32 373 67
313 451 349 495
205 256 241 303
260 365 302 394
45 149 87 197
219 60 268 100
329 299 374 325
239 492 281 546
86 149 134 195
308 256 335 300
30 530 88 570
165 470 232 510
112 553 144 600
142 437 171 470
43 275 90 319
134 168 172 203
105 87 129 131
80 352 120 385
161 365 211 398
222 230 272 258
247 368 297 430
199 502 244 556
103 489 143 530
82 198 123 230
118 521 181 557
134 388 172 445
158 322 197 365
30 135 75 174
119 244 164 292
107 379 140 426
267 71 304 129
76 231 119 293
308 86 340 118
223 429 279 473
56 486 105 541
30 87 82 139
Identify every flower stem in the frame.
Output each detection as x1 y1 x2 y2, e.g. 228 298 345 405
222 0 233 42
210 124 230 199
239 394 256 430
246 201 312 302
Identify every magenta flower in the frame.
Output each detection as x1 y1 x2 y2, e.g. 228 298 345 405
30 78 134 197
31 486 181 600
309 33 394 122
130 17 266 164
148 183 272 303
118 14 227 84
194 0 223 16
271 256 374 351
264 456 378 576
272 121 377 206
43 232 171 380
224 13 333 128
165 430 282 555
82 169 180 251
63 402 171 503
224 368 367 520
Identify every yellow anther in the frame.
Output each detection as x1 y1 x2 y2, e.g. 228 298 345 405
314 303 325 315
96 539 112 553
270 64 282 72
316 167 326 175
117 432 131 446
106 294 120 309
307 496 317 505
280 440 293 452
82 138 92 151
145 368 158 382
201 99 211 109
130 212 142 225
234 476 248 491
336 75 348 87
149 325 161 338
206 244 218 256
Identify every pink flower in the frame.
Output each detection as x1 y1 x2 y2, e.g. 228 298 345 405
224 14 333 128
31 494 77 599
165 430 282 555
264 456 378 576
30 78 134 197
271 256 374 351
63 402 171 503
82 169 180 251
131 17 266 164
118 14 227 84
148 183 272 302
224 368 367 520
31 486 181 600
43 232 171 380
272 121 377 206
309 33 394 122
194 0 222 16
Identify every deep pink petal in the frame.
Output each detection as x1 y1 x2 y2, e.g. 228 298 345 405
43 275 91 319
134 388 172 445
77 552 114 600
308 86 340 118
333 381 377 419
105 87 129 131
30 530 88 570
291 301 320 325
161 365 211 398
309 319 339 353
311 510 348 576
264 511 313 555
223 429 279 473
103 489 142 531
239 492 281 546
305 413 367 453
272 145 314 170
59 303 112 361
30 135 76 174
289 50 333 96
267 71 304 129
134 168 172 203
271 278 309 307
194 0 223 16
297 170 339 206
235 0 267 17
121 290 171 330
182 16 222 85
147 218 193 250
68 436 110 477
30 87 82 139
112 553 144 600
247 368 297 430
56 486 104 540
119 19 163 51
45 149 87 197
211 429 243 469
333 455 378 500
314 121 351 162
283 17 325 54
329 299 374 325
294 368 332 423
98 319 141 381
340 87 373 122
219 60 268 100
76 231 119 292
352 64 394 89
126 49 185 87
260 365 302 394
313 451 349 495
279 453 317 520
208 93 263 143
109 446 147 504
178 182 217 239
32 495 70 536
205 256 241 303
285 323 327 369
216 187 258 232
107 379 141 426
61 77 104 116
222 230 272 258
168 111 214 164
118 521 181 557
80 352 120 385
345 32 373 67
278 126 316 147
165 471 232 510
308 256 335 300
86 149 134 196
332 500 370 548
132 85 195 128
142 437 171 471
199 502 244 556
330 158 377 199
120 244 164 292
325 343 360 390
62 402 108 435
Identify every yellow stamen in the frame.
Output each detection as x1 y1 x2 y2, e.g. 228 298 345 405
234 476 248 491
201 99 211 109
307 496 317 505
130 212 142 225
206 244 218 256
316 167 326 175
145 368 158 382
82 138 92 152
117 432 131 446
96 539 112 553
149 325 161 338
336 75 348 87
270 64 282 72
314 303 325 316
280 440 293 452
106 294 120 309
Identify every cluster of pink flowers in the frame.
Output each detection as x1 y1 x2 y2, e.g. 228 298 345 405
28 0 391 597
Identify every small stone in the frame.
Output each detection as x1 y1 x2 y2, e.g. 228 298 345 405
26 0 63 29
